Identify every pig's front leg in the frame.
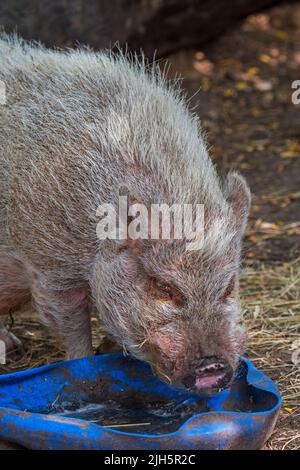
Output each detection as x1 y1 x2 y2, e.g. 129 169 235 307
0 325 24 355
31 279 93 359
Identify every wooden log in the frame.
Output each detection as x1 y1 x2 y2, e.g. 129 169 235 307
0 0 288 56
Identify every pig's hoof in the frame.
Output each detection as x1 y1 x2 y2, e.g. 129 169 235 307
96 336 122 354
0 327 24 356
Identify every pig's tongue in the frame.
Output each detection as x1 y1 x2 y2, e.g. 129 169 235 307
195 371 225 389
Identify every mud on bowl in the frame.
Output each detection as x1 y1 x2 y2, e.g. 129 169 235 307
0 353 281 450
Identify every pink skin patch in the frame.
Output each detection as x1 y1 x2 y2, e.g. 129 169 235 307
0 299 23 311
195 371 226 390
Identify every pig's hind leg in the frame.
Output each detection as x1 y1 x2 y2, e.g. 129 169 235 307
31 277 93 360
0 253 30 354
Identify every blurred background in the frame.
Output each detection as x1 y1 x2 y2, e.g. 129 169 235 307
0 0 299 449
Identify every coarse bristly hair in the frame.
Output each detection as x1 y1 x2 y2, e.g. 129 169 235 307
0 33 251 392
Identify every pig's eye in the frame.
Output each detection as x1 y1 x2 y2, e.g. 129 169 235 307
222 276 236 301
149 278 185 306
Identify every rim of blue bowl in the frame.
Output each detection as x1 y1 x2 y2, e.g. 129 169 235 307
0 355 282 439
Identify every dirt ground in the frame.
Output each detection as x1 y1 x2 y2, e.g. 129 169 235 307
0 2 299 450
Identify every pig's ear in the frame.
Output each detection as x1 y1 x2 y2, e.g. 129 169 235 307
225 172 251 234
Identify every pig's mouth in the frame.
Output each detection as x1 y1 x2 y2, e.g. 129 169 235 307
149 351 235 397
181 371 232 396
195 370 233 396
179 358 234 397
196 371 228 389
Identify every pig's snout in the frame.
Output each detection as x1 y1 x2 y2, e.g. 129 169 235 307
181 356 233 395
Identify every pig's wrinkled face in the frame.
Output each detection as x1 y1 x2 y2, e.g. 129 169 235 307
93 173 250 397
98 241 245 397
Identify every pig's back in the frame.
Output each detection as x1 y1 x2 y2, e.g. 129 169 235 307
0 35 226 271
0 34 220 192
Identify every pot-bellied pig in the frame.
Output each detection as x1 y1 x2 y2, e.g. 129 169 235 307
0 35 250 395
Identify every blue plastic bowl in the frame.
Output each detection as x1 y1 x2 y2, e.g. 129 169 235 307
0 353 281 450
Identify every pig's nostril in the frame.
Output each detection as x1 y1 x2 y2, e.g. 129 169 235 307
196 363 225 376
195 356 227 375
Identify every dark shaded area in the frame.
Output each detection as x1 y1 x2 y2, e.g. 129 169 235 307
0 0 294 56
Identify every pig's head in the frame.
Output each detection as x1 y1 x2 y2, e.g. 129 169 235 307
92 172 250 397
